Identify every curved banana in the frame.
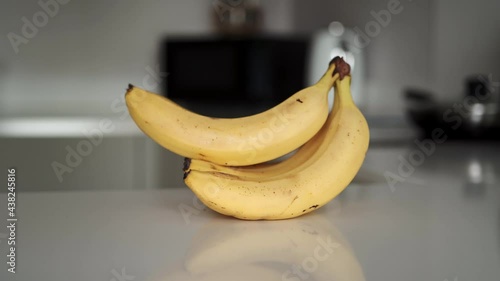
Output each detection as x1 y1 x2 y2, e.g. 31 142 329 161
185 84 343 180
184 75 369 220
126 58 346 166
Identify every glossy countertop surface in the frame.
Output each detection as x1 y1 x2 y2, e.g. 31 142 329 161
1 142 499 281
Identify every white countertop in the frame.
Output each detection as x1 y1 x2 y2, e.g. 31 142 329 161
1 142 499 281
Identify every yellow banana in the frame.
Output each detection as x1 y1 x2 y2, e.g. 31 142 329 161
126 58 345 166
184 75 369 220
185 85 343 180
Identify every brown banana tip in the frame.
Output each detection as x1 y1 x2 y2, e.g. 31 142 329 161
329 56 351 80
183 170 190 180
125 84 134 96
183 158 191 172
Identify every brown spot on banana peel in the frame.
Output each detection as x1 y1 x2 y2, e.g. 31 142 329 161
296 98 303 103
205 171 242 180
329 56 351 80
309 205 319 209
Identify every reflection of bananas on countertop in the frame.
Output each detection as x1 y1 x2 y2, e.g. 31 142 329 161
162 264 282 281
156 213 365 281
126 58 342 166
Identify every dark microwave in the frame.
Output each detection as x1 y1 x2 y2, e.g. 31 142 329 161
161 35 309 117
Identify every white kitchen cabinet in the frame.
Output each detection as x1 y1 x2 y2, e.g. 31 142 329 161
0 118 186 191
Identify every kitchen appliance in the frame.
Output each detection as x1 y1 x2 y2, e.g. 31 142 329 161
405 75 500 139
161 26 365 117
161 35 308 117
308 24 366 110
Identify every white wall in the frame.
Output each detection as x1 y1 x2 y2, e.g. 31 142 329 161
0 0 294 117
2 0 499 117
0 0 216 116
293 0 500 115
294 0 432 116
261 0 294 33
431 0 500 101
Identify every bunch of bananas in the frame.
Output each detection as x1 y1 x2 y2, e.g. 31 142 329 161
126 57 369 220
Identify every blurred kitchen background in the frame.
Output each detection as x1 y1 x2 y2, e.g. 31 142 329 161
1 0 499 191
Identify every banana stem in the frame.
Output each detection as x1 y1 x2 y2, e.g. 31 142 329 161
334 76 354 106
317 56 351 89
316 64 338 88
